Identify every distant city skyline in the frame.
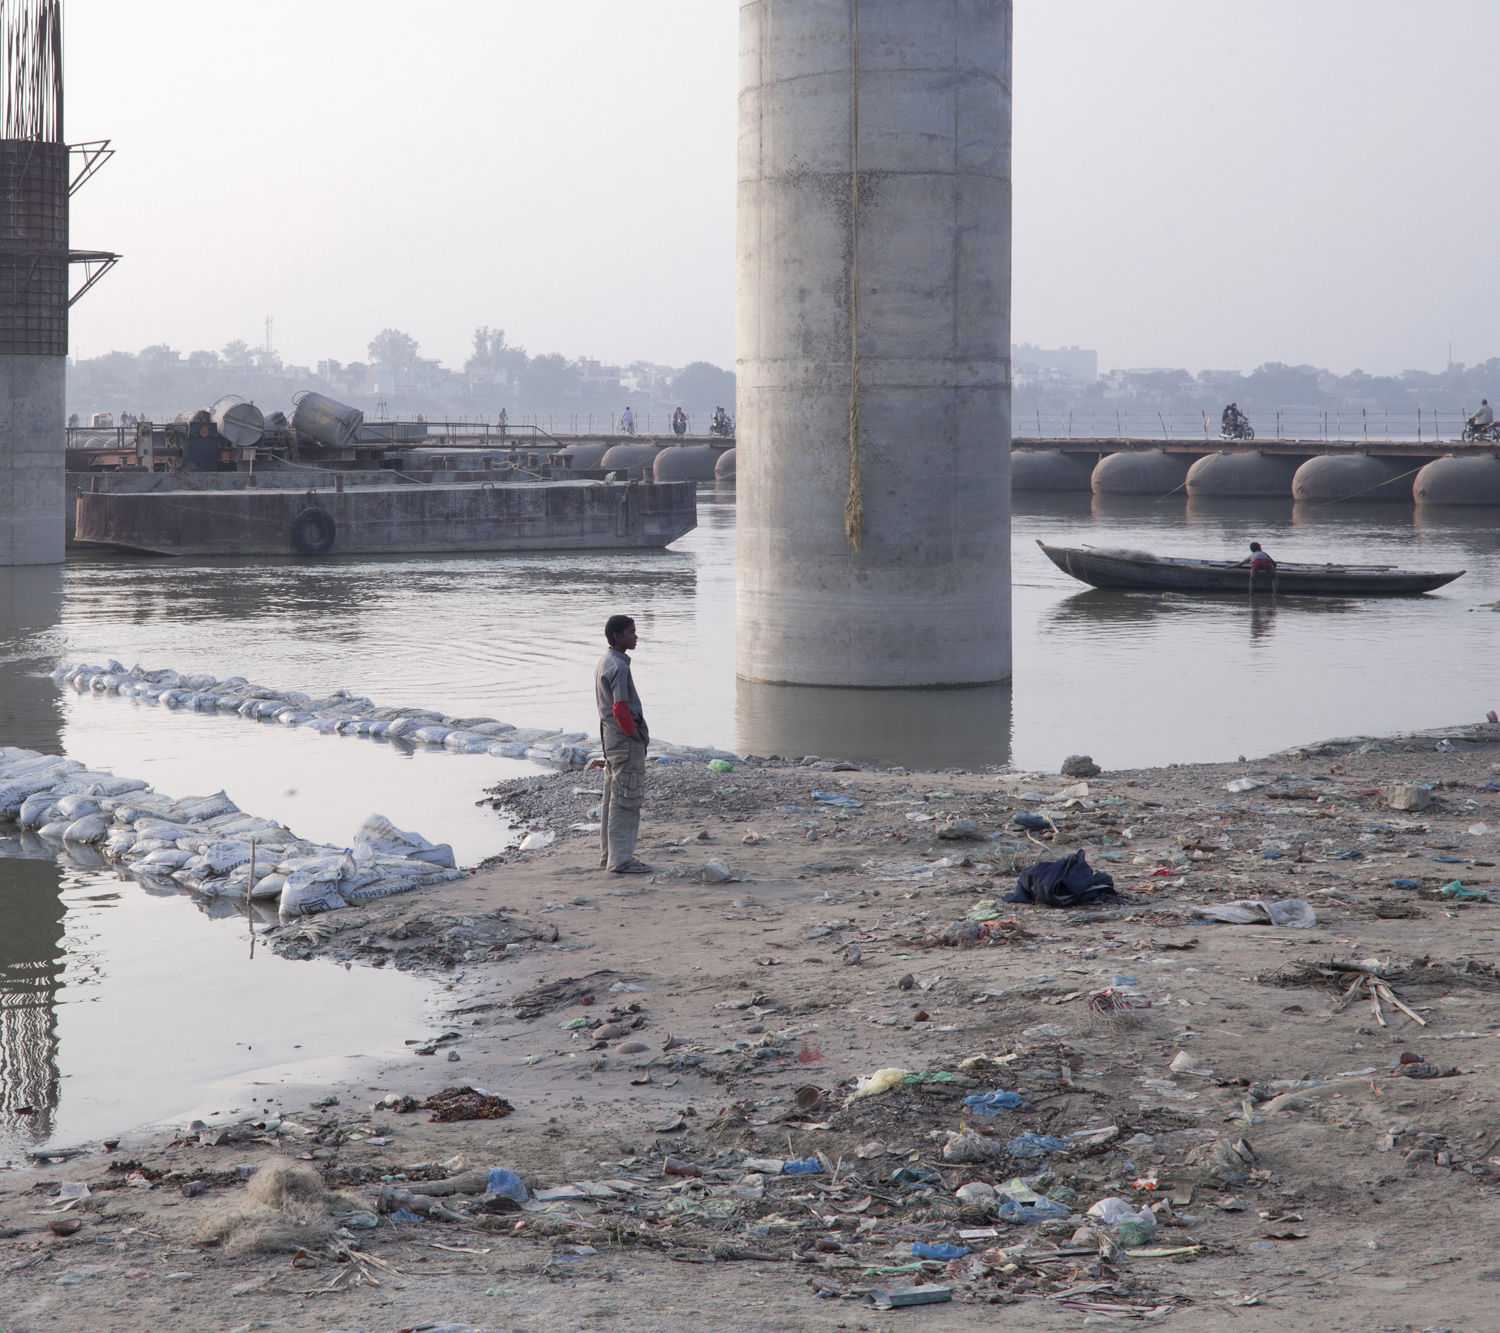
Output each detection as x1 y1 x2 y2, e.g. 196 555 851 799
64 1 1499 379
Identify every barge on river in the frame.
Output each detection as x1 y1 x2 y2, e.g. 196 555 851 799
1038 540 1465 596
73 478 697 557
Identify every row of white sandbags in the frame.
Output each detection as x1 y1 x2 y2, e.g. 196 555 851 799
0 746 463 917
52 659 742 769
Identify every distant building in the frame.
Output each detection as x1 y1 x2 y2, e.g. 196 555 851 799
1196 370 1243 393
1101 368 1173 400
1012 343 1097 388
571 357 624 386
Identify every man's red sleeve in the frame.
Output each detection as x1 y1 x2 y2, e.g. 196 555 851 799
612 701 637 736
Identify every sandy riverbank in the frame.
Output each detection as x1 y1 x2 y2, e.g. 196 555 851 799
6 720 1500 1331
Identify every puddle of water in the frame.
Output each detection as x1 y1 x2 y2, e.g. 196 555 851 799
56 691 529 865
0 853 435 1159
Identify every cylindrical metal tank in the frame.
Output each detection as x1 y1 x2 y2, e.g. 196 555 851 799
1012 450 1094 492
714 447 736 480
654 446 720 482
210 394 265 449
599 443 661 478
1293 454 1416 504
1413 456 1500 506
556 442 609 471
737 0 1013 687
1185 451 1299 498
1091 450 1190 496
292 390 364 449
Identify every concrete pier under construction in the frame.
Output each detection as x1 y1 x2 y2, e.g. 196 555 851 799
735 0 1013 688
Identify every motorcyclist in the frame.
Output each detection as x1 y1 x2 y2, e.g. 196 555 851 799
1471 399 1494 428
671 406 687 436
710 406 732 437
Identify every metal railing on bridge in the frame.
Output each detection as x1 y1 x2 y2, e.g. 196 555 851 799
1012 406 1488 444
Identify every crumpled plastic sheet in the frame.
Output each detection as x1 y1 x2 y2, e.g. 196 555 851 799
1188 898 1316 927
962 1089 1025 1116
1006 1133 1070 1159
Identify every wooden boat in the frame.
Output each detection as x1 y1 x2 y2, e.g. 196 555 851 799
1037 540 1465 596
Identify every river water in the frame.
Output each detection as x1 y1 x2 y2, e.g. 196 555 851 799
3 484 1498 1153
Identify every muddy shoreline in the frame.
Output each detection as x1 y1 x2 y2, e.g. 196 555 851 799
6 719 1500 1330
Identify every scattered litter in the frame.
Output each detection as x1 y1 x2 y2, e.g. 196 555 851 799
1005 851 1118 908
962 1089 1026 1115
853 1068 908 1099
1169 1051 1213 1076
422 1088 513 1123
199 1158 368 1253
1007 1133 1070 1158
1189 899 1316 928
911 1242 970 1260
811 791 865 808
1011 812 1053 832
1440 881 1500 903
868 1284 952 1309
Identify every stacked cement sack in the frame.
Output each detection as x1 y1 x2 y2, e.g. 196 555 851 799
52 660 742 771
0 746 462 918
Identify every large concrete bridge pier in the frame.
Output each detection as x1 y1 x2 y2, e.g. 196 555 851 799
735 0 1013 688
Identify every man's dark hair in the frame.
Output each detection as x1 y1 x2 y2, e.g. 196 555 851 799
605 614 635 644
1249 542 1262 552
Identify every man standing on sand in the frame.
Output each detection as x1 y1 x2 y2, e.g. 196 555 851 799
595 615 652 874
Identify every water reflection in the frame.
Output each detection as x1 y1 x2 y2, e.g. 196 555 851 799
1182 496 1296 532
0 858 63 1146
0 567 67 1146
1249 601 1277 643
736 679 1012 770
0 566 65 752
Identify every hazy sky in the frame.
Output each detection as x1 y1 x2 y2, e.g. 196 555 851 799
67 1 1499 377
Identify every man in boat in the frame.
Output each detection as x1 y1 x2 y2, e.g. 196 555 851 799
595 614 653 875
1239 541 1276 575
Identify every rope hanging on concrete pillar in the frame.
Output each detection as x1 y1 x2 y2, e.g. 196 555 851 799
843 0 865 549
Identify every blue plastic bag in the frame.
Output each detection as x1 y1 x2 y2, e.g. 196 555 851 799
997 1196 1070 1224
912 1242 970 1261
783 1158 823 1175
962 1089 1025 1116
891 1165 943 1188
811 791 865 808
486 1168 528 1203
1007 1133 1070 1159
